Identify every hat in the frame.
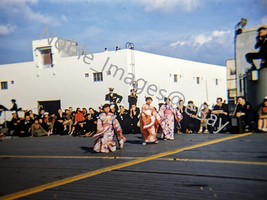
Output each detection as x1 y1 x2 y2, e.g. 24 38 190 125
11 99 16 102
11 111 16 114
257 26 267 32
264 96 267 100
108 87 114 91
44 112 49 115
110 104 115 109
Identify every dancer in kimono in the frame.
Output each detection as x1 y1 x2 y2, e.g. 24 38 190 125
140 96 158 145
93 104 126 153
159 97 183 140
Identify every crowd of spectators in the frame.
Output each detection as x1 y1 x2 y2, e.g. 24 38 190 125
0 93 267 138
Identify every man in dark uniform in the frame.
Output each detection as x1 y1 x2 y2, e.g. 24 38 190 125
246 26 267 70
184 100 200 133
235 96 254 132
128 89 138 110
105 87 123 112
211 97 229 133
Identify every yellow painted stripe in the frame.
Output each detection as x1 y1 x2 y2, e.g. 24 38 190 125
160 158 267 166
1 132 252 200
2 154 266 166
0 155 143 160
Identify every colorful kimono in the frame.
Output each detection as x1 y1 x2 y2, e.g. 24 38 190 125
159 103 183 140
140 104 158 143
93 112 126 153
159 103 175 139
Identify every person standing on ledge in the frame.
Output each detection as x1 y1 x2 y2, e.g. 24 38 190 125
9 99 18 112
245 26 267 71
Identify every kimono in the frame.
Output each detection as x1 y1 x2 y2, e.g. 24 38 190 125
93 112 126 153
159 103 183 140
140 104 158 143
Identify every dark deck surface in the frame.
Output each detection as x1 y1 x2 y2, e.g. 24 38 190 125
0 132 267 200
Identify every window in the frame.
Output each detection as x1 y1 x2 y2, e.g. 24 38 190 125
174 74 178 82
36 47 53 68
41 49 53 68
93 72 103 82
85 73 89 78
1 81 8 90
196 77 200 84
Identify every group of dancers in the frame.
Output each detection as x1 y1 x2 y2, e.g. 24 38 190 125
93 87 183 153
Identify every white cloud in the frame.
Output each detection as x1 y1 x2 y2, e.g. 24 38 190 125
137 0 201 13
0 24 15 36
170 40 190 47
0 0 57 25
170 30 231 48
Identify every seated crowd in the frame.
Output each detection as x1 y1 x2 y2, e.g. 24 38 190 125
0 104 140 137
1 95 267 138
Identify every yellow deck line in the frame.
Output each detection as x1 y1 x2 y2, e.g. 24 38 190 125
0 155 144 160
2 154 266 166
1 132 252 200
160 158 267 166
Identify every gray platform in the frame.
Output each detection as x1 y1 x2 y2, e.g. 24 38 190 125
0 133 267 200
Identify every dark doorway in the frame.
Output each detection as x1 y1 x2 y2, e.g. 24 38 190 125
38 100 61 115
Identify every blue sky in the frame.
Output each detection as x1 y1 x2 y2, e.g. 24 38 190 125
0 0 266 66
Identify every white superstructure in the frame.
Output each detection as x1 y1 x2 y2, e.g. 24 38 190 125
0 37 227 114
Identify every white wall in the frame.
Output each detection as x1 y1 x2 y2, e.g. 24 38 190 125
131 51 227 108
0 39 226 113
0 49 131 112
